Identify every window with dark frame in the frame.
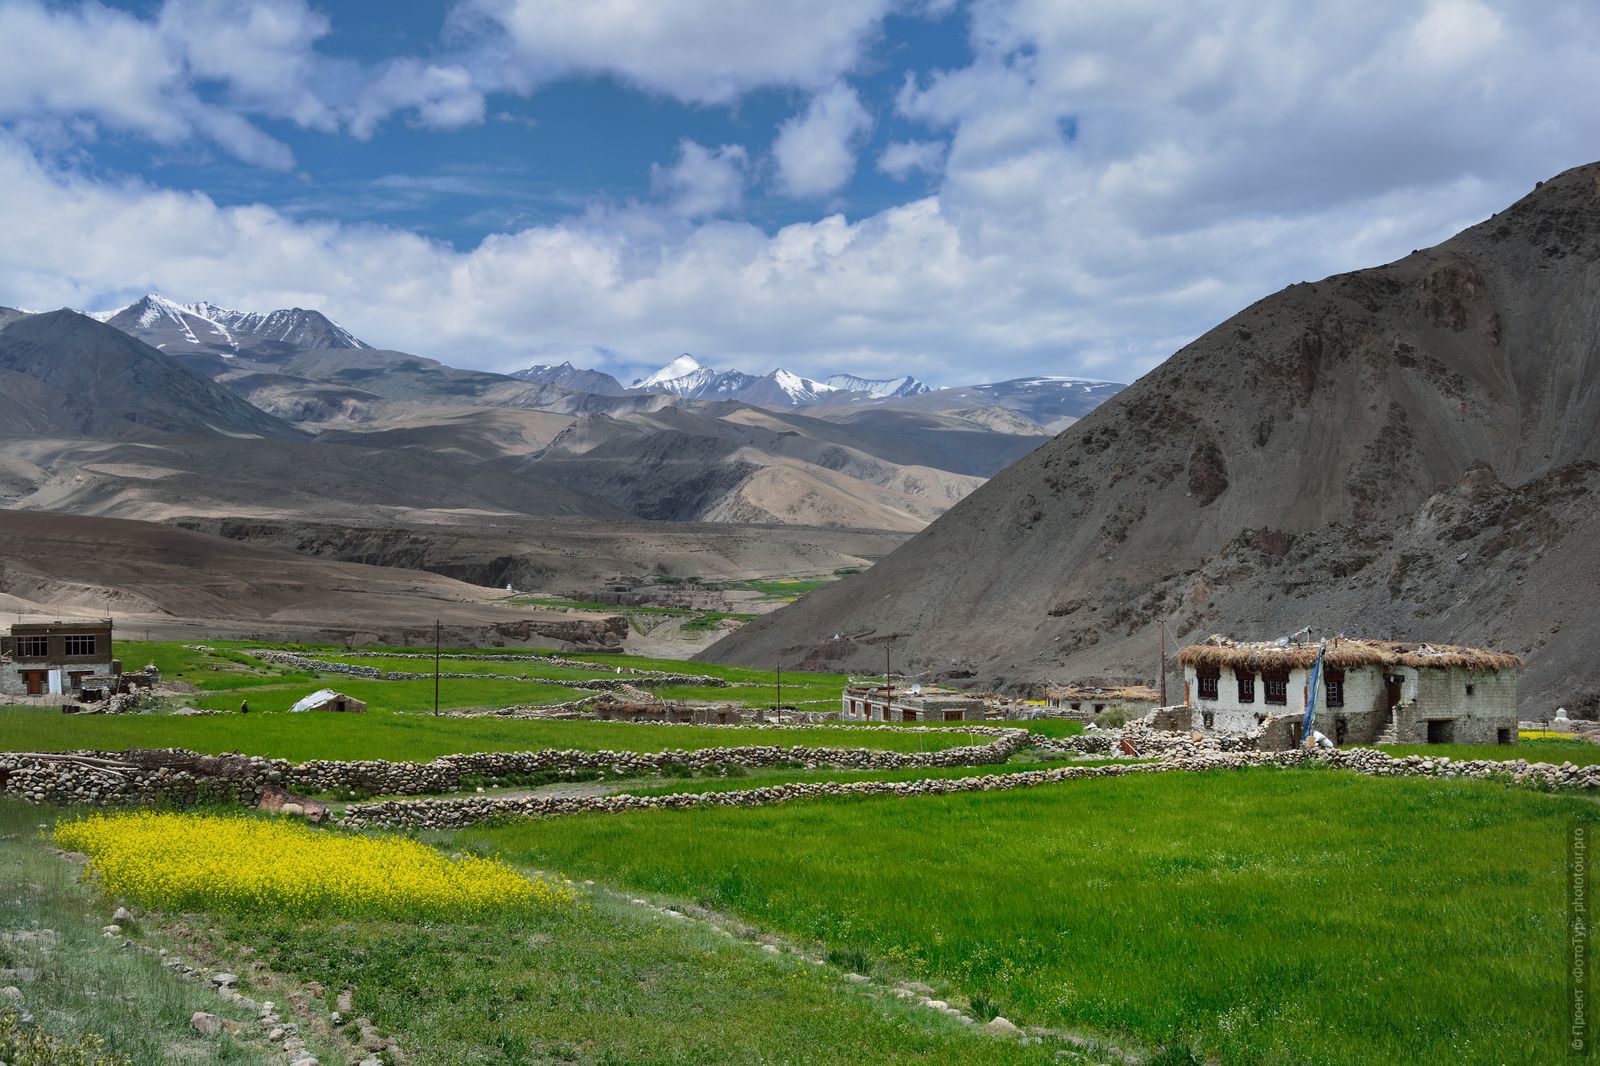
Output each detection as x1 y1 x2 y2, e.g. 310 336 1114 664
1197 667 1220 701
1264 670 1289 705
1237 672 1256 703
63 635 96 656
15 636 48 657
1324 668 1345 708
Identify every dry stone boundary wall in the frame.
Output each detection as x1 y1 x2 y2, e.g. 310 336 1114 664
341 744 1600 829
0 728 1028 808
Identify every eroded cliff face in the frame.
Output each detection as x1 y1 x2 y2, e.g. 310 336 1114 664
702 163 1600 713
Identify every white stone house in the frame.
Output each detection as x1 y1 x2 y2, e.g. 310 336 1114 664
841 684 986 722
1179 637 1522 745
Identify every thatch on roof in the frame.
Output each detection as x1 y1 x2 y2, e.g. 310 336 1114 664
1177 637 1523 673
1044 685 1161 702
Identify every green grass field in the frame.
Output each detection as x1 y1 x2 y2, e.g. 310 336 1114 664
0 639 917 762
1379 740 1600 765
466 767 1591 1065
0 706 978 763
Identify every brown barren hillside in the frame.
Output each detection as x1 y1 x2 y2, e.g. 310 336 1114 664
701 162 1600 714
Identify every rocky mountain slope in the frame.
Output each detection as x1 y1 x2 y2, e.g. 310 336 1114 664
0 310 304 441
701 162 1600 714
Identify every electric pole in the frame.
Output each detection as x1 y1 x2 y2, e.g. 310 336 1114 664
885 637 893 720
1159 618 1168 706
775 662 781 715
434 620 441 716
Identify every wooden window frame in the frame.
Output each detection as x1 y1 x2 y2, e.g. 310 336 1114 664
1236 672 1255 704
15 636 48 657
1264 670 1289 706
1196 667 1220 701
1324 668 1345 708
63 635 97 657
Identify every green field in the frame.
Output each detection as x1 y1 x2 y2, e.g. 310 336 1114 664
466 767 1589 1065
1378 740 1600 765
0 639 915 762
0 706 978 763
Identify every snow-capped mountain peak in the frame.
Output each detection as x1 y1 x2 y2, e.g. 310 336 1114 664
824 373 931 399
631 354 712 391
89 293 372 354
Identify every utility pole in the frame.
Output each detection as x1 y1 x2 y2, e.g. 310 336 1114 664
1159 618 1168 706
775 662 781 715
433 620 441 717
885 637 893 720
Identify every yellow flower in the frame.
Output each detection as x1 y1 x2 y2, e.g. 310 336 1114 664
53 812 576 918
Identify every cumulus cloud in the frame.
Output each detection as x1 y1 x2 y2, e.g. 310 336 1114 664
4 1 1600 387
453 0 894 104
0 0 487 166
650 140 749 217
772 83 874 199
878 139 946 180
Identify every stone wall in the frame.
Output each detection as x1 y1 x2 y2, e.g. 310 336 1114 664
0 728 1028 807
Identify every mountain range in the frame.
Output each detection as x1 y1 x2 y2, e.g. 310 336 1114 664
700 161 1600 714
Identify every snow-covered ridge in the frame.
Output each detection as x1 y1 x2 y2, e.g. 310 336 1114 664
88 293 372 352
625 355 932 407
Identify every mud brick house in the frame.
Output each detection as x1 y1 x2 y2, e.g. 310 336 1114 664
1043 684 1160 722
0 620 120 697
841 683 986 723
1179 637 1522 745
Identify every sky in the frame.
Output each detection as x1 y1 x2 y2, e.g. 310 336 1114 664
0 1 1597 387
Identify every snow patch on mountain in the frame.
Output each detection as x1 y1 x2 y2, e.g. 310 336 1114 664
824 373 930 398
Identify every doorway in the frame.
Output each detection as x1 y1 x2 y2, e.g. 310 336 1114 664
23 670 46 696
1426 719 1454 744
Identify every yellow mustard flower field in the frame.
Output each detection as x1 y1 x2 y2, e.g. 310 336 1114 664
54 811 575 918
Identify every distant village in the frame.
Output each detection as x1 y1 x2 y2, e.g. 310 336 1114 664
0 615 1547 750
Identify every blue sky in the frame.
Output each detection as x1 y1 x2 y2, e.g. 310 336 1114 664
1 1 1597 386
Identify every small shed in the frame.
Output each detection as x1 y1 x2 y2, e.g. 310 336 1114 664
288 689 367 714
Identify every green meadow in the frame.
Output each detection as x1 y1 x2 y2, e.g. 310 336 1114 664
467 767 1590 1065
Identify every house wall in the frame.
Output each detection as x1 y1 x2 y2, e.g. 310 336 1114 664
1393 667 1518 744
1185 664 1313 732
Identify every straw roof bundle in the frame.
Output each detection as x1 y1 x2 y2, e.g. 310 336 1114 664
1177 637 1523 673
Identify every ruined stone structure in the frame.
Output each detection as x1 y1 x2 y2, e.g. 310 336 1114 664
590 701 744 725
1180 637 1522 745
1043 684 1160 721
0 619 119 697
841 684 986 722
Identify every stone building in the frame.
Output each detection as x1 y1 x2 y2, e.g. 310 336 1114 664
0 620 119 697
841 683 986 722
1043 684 1160 722
1179 637 1522 745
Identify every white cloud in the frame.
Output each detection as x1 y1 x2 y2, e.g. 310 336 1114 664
772 83 874 199
878 139 946 180
650 140 748 218
0 0 488 166
453 0 894 104
4 1 1600 389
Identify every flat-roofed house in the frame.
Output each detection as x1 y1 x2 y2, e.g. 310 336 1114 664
0 620 119 698
1179 636 1522 745
841 683 986 723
